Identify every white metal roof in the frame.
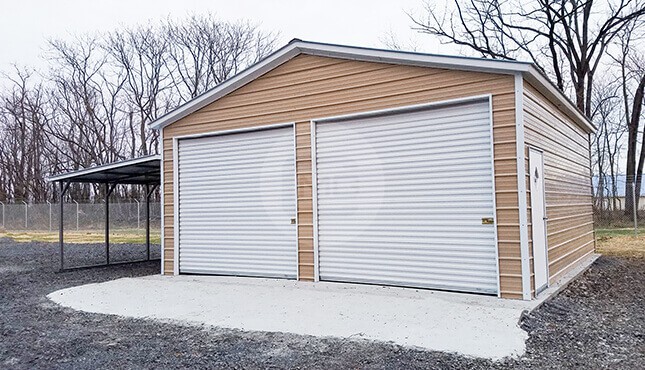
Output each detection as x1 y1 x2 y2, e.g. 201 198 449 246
148 39 594 133
48 155 161 184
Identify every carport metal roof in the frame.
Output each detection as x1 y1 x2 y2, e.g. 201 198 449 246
48 155 161 272
48 155 161 185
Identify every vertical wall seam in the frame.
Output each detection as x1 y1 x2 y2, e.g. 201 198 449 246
515 74 532 300
172 138 179 275
160 129 165 275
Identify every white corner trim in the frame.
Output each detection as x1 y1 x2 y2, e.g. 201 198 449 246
160 130 165 275
310 120 320 282
172 138 179 276
515 73 532 300
292 122 300 280
486 95 502 298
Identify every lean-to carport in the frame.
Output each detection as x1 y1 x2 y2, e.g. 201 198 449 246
48 155 161 270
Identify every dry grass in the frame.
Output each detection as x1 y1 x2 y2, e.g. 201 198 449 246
596 228 645 258
0 229 160 244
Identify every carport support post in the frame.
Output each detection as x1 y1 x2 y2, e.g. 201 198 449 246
145 184 150 260
145 184 158 261
59 181 71 271
105 183 116 265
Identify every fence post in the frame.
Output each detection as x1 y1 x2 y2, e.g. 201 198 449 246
22 201 28 229
73 200 79 231
0 201 4 229
632 181 638 236
47 201 52 231
135 199 140 229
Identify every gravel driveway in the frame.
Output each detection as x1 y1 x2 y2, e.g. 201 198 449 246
1 237 643 369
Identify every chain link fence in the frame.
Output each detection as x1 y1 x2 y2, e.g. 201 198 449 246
0 201 160 231
594 180 642 232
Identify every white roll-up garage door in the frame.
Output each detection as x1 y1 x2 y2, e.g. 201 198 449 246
314 99 498 294
178 126 297 278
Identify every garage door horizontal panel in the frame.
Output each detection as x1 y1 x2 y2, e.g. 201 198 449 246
317 222 497 231
316 154 491 172
177 185 293 196
178 165 294 179
317 200 492 209
316 112 490 140
180 130 291 149
321 235 496 248
178 126 296 278
316 214 495 224
323 274 496 293
324 266 497 283
180 154 294 168
179 228 293 237
315 99 498 294
321 250 497 263
181 254 295 262
179 178 293 190
317 209 492 218
180 136 293 152
323 248 495 260
315 165 491 181
317 132 491 154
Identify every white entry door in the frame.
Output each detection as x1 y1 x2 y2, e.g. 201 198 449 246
177 126 297 278
529 148 548 293
313 99 499 294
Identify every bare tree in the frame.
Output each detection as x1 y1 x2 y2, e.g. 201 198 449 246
591 78 624 219
410 0 645 117
0 67 55 202
164 14 277 103
106 25 171 157
606 20 645 214
0 14 277 203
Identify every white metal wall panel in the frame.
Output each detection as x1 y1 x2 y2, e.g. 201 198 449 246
178 126 297 278
314 100 498 294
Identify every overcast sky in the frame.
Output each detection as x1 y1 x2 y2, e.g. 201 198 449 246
0 0 459 74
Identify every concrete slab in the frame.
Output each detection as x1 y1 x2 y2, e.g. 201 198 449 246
47 253 599 360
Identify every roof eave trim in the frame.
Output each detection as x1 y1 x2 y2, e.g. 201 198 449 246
47 155 161 183
523 66 595 133
297 43 530 76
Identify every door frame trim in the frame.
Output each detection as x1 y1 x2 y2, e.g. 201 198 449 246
310 94 499 294
528 146 549 293
172 122 298 277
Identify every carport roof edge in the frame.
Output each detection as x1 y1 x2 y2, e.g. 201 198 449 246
147 39 595 133
47 155 161 185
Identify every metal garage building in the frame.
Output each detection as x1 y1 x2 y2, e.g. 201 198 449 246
150 40 596 300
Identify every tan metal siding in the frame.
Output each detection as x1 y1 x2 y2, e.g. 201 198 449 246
523 81 595 293
162 54 522 298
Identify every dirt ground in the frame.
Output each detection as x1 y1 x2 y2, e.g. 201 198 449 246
0 236 643 369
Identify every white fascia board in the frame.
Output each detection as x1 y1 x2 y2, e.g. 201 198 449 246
296 42 531 76
47 155 161 182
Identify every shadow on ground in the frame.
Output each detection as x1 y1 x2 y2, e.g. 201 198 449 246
0 237 643 369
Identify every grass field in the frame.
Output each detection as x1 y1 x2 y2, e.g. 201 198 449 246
0 229 161 244
595 228 645 258
1 227 643 258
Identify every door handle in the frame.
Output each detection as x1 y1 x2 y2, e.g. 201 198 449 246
543 217 549 221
